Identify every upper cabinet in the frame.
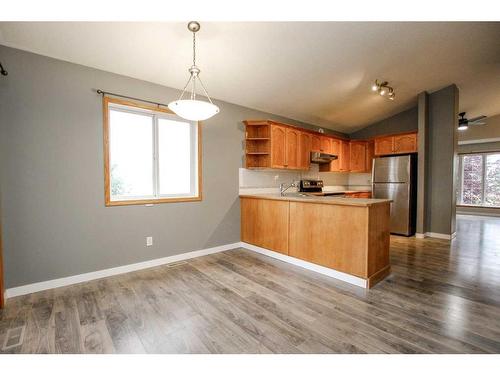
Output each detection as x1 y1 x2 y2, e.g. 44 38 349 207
270 124 287 168
319 138 350 172
340 140 351 171
320 136 332 154
374 132 418 156
244 120 417 171
311 134 321 152
349 141 367 173
298 132 312 170
285 128 300 169
374 136 394 156
365 140 375 173
394 133 418 154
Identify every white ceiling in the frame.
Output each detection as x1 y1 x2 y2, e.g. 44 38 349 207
1 22 499 133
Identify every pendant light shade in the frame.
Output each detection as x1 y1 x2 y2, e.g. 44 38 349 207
168 99 219 121
168 21 219 121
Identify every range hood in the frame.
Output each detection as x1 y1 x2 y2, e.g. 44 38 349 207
310 151 338 164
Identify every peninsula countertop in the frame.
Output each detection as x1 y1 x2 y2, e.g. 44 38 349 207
239 193 392 207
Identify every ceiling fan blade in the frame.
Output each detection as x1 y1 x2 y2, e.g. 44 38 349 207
470 121 487 126
468 115 487 123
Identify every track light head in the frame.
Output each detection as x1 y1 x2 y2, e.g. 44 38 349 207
371 80 395 101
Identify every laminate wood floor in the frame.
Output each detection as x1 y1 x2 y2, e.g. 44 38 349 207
1 215 500 353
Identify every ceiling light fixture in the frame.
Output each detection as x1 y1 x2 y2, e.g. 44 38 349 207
458 123 469 131
372 80 395 101
168 21 219 121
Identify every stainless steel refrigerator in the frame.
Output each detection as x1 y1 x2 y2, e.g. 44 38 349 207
372 155 417 236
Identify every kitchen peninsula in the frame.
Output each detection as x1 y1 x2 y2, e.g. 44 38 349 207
240 193 392 288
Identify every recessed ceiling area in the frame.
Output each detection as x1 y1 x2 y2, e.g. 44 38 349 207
1 22 499 133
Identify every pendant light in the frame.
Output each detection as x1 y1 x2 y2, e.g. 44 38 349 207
168 21 220 121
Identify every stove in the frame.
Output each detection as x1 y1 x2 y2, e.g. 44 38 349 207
298 179 345 196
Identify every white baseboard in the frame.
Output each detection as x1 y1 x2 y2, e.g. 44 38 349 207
4 242 240 299
239 242 367 288
415 233 426 239
5 240 369 300
417 232 457 240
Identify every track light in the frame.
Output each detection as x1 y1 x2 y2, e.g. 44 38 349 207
372 80 395 101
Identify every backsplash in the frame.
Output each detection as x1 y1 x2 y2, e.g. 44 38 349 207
239 166 371 193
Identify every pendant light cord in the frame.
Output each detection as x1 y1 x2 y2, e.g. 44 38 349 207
192 31 196 66
175 22 215 105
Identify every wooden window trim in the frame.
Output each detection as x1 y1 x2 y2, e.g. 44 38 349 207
103 96 203 207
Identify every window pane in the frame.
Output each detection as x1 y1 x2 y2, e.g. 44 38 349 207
485 154 500 207
461 155 483 205
158 118 193 195
110 109 153 199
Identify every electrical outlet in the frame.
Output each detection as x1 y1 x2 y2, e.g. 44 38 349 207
146 236 153 246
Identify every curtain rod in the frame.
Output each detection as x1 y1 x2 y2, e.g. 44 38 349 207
96 89 169 108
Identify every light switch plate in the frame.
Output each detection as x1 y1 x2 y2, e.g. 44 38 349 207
146 236 153 246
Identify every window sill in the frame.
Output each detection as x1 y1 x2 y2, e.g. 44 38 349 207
106 196 202 207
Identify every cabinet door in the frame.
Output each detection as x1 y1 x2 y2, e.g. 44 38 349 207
285 128 300 169
329 138 341 171
394 133 418 154
320 136 332 153
298 132 312 170
241 198 289 255
349 141 367 172
365 140 375 173
374 136 394 156
311 135 321 152
271 125 287 168
340 140 351 171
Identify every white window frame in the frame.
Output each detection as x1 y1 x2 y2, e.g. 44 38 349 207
458 152 500 208
103 97 202 206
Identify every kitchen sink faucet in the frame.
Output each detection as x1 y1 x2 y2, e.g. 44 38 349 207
280 182 297 196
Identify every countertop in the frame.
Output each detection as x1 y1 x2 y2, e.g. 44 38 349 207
239 193 392 207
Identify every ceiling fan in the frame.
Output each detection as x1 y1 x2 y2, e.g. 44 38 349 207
458 112 487 131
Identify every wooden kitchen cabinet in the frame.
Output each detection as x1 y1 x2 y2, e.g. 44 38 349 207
270 124 287 168
345 192 372 198
311 134 321 152
285 128 300 169
374 132 417 156
298 132 312 170
374 136 394 156
394 133 418 154
320 136 332 153
241 197 289 255
244 119 416 172
240 196 391 287
340 140 351 171
365 140 375 173
349 141 367 172
320 138 350 172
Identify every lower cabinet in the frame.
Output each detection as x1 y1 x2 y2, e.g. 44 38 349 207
345 192 372 198
240 198 289 255
240 197 391 286
288 202 368 277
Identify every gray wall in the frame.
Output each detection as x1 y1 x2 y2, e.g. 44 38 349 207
349 106 418 139
416 92 429 235
458 113 500 143
425 84 459 235
458 141 500 154
0 46 327 288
